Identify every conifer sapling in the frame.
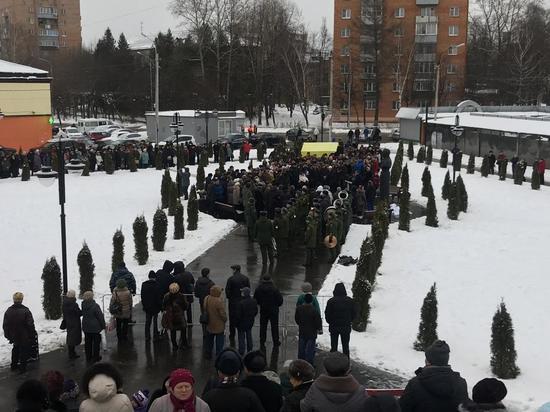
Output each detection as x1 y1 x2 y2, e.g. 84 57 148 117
491 301 520 379
42 257 62 320
414 283 438 351
77 242 95 297
152 208 168 251
133 215 149 265
174 199 185 240
111 229 125 272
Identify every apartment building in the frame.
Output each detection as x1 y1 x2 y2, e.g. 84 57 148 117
0 0 81 61
333 0 468 124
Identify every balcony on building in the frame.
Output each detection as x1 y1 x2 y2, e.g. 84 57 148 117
415 53 436 62
416 0 439 4
39 38 59 48
37 7 58 20
39 29 59 37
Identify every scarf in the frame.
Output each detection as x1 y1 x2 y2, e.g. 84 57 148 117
169 392 196 412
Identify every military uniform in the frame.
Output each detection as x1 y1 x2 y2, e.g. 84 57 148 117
304 218 317 266
255 214 275 265
273 209 289 254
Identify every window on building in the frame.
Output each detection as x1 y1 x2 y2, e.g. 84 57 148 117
415 62 435 73
341 9 351 19
394 26 404 37
395 41 403 55
446 81 456 92
420 7 435 17
364 63 375 74
417 43 436 54
395 7 405 18
341 46 350 56
341 64 350 74
340 27 351 38
449 25 459 36
414 79 435 91
448 45 459 55
392 100 401 110
416 22 437 35
365 100 376 110
342 81 351 93
450 7 460 17
447 63 457 74
364 81 376 92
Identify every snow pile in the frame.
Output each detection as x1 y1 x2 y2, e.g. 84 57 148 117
318 145 549 411
0 160 239 365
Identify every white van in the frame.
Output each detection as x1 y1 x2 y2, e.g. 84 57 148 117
77 118 115 134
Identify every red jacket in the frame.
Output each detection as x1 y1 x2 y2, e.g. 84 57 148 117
242 142 252 154
537 159 546 174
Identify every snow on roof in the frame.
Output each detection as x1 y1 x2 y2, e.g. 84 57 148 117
429 112 550 137
147 110 247 118
396 107 422 120
0 59 47 75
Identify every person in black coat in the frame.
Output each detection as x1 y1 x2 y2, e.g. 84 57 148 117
155 260 175 301
253 275 283 348
281 360 315 412
194 268 215 311
235 287 258 355
109 262 136 294
3 292 35 372
173 261 195 324
241 351 283 412
400 340 469 412
225 265 251 341
141 271 162 341
62 290 82 360
295 294 322 365
81 291 105 363
324 282 356 357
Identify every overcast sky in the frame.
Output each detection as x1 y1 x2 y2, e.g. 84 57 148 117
80 0 333 48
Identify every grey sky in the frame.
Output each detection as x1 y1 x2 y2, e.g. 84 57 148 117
80 0 333 48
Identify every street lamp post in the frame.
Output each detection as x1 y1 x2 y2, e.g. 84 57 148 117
434 43 465 120
141 30 160 145
195 109 218 145
170 112 183 148
451 114 464 182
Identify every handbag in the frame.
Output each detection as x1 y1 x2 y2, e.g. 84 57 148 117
109 291 122 316
60 319 66 330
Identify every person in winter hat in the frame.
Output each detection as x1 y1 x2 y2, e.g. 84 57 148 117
79 362 133 412
141 271 162 341
459 378 507 412
399 340 469 412
235 287 258 355
324 283 356 357
280 360 315 412
110 279 133 340
296 282 320 314
15 379 51 412
3 291 36 373
81 291 105 363
148 369 210 412
241 351 283 412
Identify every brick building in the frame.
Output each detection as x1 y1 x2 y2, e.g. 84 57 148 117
0 0 81 61
332 0 468 124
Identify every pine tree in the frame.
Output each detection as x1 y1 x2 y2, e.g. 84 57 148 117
239 147 246 163
421 167 433 197
104 151 115 174
161 169 172 209
152 208 168 251
426 145 433 165
168 181 178 216
417 146 426 163
398 191 411 231
425 195 438 227
456 175 468 212
174 199 185 239
439 150 448 168
207 142 213 158
407 141 414 161
218 145 226 170
352 237 375 332
42 257 62 320
196 164 205 190
531 164 540 190
77 242 95 297
249 159 254 170
467 154 475 174
129 150 137 172
187 185 199 231
390 141 404 186
257 143 265 161
481 156 489 177
374 201 390 240
20 157 30 181
177 145 185 169
442 170 451 200
447 183 459 220
111 229 125 272
133 215 149 265
371 213 386 269
81 159 90 176
491 301 520 379
155 150 163 170
414 283 438 351
401 164 410 193
200 151 209 167
176 168 182 197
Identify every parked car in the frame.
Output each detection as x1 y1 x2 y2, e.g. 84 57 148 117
218 133 246 150
158 134 196 146
286 128 312 141
64 127 85 139
251 133 284 148
89 131 111 141
121 132 149 143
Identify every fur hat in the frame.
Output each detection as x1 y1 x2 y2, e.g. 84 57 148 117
215 349 243 376
472 378 507 404
288 359 315 382
66 290 76 298
425 340 450 367
82 291 94 301
81 363 123 397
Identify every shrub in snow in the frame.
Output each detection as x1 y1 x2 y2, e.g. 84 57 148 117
447 183 459 220
257 142 266 161
174 200 185 240
218 145 226 169
400 164 410 193
21 155 30 181
407 141 414 161
207 142 213 158
187 186 199 231
531 162 540 190
249 159 254 170
498 159 508 181
453 151 463 173
467 154 475 174
456 175 468 213
168 182 178 217
426 145 433 165
352 237 375 332
390 141 404 186
104 151 115 175
196 164 205 191
42 257 62 320
155 150 162 170
481 156 490 177
491 301 520 379
111 229 125 272
176 169 182 197
425 195 438 228
129 150 137 172
81 159 90 177
442 170 451 200
417 146 426 163
239 147 245 163
133 215 149 265
200 150 209 167
414 283 438 351
177 145 185 169
77 242 95 297
152 208 168 251
371 214 386 269
421 167 433 198
374 201 389 240
161 169 172 209
398 191 411 232
439 150 448 168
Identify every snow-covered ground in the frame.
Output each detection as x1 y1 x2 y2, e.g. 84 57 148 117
318 144 549 411
0 158 241 366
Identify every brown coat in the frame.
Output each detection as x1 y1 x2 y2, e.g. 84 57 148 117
204 286 227 334
110 287 133 319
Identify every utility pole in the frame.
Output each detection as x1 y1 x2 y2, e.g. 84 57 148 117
329 52 334 142
141 25 160 145
434 64 440 120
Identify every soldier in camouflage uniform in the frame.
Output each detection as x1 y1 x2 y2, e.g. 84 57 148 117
304 210 318 266
255 211 275 265
273 207 289 255
245 197 257 241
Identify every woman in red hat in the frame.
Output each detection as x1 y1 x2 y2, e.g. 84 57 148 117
148 369 211 412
